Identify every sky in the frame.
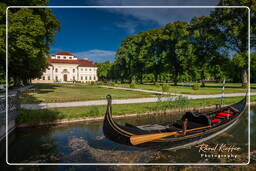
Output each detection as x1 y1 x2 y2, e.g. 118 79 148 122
47 0 219 63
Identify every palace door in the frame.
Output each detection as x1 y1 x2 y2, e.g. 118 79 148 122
63 74 67 81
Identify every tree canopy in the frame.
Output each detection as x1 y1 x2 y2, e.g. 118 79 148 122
0 0 60 86
97 0 255 86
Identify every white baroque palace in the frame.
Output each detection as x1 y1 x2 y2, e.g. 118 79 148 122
32 51 98 83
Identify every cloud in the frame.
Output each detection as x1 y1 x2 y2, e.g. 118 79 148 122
115 20 138 34
86 0 218 26
74 49 116 63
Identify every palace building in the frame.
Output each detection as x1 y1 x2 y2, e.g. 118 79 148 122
32 51 98 83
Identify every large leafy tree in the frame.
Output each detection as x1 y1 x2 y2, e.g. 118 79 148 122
163 21 195 85
96 61 113 81
190 16 226 86
0 0 60 86
211 0 256 86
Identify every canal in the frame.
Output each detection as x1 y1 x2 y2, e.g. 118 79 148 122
1 105 254 166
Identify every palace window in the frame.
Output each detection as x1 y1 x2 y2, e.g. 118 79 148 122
85 76 87 80
42 76 45 80
48 76 50 80
81 76 83 80
55 68 58 72
89 69 91 71
55 76 58 81
94 76 96 80
63 56 66 59
89 76 91 80
63 69 68 72
57 56 60 59
69 57 72 59
73 69 75 73
73 76 75 80
85 69 87 71
81 68 83 71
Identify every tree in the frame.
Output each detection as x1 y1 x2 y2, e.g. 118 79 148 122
162 21 195 85
96 61 113 81
1 1 60 86
190 16 226 86
212 0 256 86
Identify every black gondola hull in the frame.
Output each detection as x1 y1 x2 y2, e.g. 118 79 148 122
103 95 247 150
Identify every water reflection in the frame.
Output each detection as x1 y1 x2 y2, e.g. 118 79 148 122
5 105 254 164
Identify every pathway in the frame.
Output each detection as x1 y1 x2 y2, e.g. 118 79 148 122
21 91 253 110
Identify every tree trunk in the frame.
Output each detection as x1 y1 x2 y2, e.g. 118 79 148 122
173 73 178 86
140 74 143 84
201 79 205 87
154 73 158 83
201 70 206 87
241 69 248 87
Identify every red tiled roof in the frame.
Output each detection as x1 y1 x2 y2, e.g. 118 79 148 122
56 51 73 56
48 58 96 67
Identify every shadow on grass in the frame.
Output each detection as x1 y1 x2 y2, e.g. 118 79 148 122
20 84 61 104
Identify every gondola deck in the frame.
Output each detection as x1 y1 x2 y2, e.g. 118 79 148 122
103 94 247 150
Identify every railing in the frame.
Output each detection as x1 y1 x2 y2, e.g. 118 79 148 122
0 91 20 142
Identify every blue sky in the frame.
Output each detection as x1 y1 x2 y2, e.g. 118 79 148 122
48 0 219 62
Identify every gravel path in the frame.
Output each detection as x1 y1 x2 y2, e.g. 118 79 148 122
21 86 252 110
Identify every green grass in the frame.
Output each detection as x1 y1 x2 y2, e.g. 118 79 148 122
114 83 252 95
17 95 255 124
20 83 155 104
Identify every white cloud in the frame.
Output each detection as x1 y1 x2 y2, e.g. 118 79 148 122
115 20 138 34
86 0 218 26
74 49 116 63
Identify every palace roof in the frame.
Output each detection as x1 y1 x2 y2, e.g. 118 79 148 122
56 51 73 56
48 58 96 67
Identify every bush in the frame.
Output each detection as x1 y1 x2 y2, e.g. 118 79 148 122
107 81 115 86
87 106 100 116
192 83 200 90
155 82 161 88
129 82 136 88
242 83 248 89
96 81 104 85
162 84 170 92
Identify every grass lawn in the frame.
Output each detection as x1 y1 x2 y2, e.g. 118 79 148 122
114 83 252 95
20 83 156 104
17 95 254 124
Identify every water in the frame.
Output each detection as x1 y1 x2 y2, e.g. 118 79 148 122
3 105 255 164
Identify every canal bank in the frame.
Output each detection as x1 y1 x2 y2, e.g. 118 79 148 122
16 104 227 128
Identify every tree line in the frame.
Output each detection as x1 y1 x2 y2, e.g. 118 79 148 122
97 0 256 87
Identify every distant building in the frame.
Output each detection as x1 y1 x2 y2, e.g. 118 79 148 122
32 51 98 83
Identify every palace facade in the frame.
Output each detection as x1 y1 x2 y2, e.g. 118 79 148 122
32 51 98 83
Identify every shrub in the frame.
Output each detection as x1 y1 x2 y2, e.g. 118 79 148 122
242 83 248 89
87 106 100 116
96 81 104 85
155 82 161 88
129 82 136 88
107 81 115 86
192 83 200 90
162 84 170 92
90 81 95 86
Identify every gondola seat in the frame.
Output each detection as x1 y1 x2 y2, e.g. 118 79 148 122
211 112 234 123
217 112 234 117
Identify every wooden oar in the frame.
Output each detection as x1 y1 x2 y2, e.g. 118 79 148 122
130 125 211 145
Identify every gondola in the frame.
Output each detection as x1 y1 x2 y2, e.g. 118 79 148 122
103 94 247 150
